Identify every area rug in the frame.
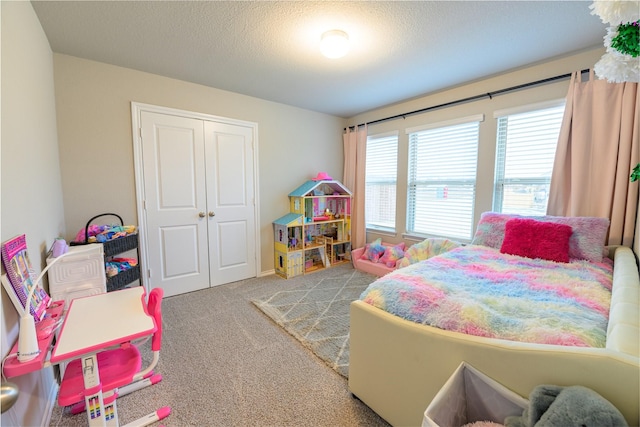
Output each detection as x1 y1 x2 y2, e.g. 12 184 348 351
252 264 377 378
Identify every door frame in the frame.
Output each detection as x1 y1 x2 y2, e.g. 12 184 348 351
130 102 261 292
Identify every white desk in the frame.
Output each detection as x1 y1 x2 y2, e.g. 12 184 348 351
51 287 155 426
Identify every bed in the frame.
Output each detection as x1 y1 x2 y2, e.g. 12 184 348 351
349 213 640 426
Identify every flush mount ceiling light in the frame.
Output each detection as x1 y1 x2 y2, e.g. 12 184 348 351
320 29 350 59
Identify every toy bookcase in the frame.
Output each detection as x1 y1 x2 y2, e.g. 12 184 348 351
273 179 352 279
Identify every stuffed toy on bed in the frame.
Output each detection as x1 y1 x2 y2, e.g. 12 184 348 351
504 385 628 427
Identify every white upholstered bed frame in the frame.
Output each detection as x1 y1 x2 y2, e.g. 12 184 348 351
349 245 640 426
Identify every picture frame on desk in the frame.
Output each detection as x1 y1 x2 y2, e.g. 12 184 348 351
1 234 50 321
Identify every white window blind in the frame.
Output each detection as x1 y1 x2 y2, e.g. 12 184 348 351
407 119 480 241
365 132 398 231
493 103 565 215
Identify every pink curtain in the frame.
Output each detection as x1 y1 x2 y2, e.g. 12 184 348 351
547 71 639 246
343 125 367 249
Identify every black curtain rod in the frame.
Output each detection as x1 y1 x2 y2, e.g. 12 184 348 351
346 68 590 130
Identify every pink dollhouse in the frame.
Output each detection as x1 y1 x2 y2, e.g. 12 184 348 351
273 177 352 278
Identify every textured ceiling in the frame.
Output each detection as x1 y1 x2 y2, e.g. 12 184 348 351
31 1 606 117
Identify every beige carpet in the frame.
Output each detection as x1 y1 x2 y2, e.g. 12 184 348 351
252 264 377 378
49 265 388 427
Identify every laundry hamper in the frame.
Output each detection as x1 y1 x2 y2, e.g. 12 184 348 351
423 362 528 427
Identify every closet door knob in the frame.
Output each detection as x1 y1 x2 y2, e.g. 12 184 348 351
199 212 206 218
209 211 215 217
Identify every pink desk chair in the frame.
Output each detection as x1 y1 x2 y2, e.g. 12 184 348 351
57 288 170 426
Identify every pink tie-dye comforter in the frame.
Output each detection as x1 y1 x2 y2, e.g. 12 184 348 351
360 245 613 347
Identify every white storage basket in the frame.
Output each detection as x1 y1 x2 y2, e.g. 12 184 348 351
423 362 528 427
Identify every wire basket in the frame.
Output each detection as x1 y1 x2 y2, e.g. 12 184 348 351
106 265 141 292
70 213 138 256
71 213 140 291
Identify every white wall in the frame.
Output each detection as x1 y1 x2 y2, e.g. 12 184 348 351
345 48 613 246
1 2 66 426
52 54 347 274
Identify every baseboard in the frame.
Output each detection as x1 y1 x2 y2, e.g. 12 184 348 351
258 269 275 277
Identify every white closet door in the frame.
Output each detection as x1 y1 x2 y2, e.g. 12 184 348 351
140 111 210 297
204 121 256 286
138 107 258 297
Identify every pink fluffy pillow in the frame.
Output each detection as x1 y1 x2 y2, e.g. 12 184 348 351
378 242 406 268
472 212 609 262
500 218 573 263
361 238 386 263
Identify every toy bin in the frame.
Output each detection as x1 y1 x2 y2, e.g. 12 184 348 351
422 362 528 427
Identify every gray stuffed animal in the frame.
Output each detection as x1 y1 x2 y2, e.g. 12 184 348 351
504 385 628 427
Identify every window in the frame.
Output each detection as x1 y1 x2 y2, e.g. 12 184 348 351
406 115 482 241
493 102 565 215
365 132 398 231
